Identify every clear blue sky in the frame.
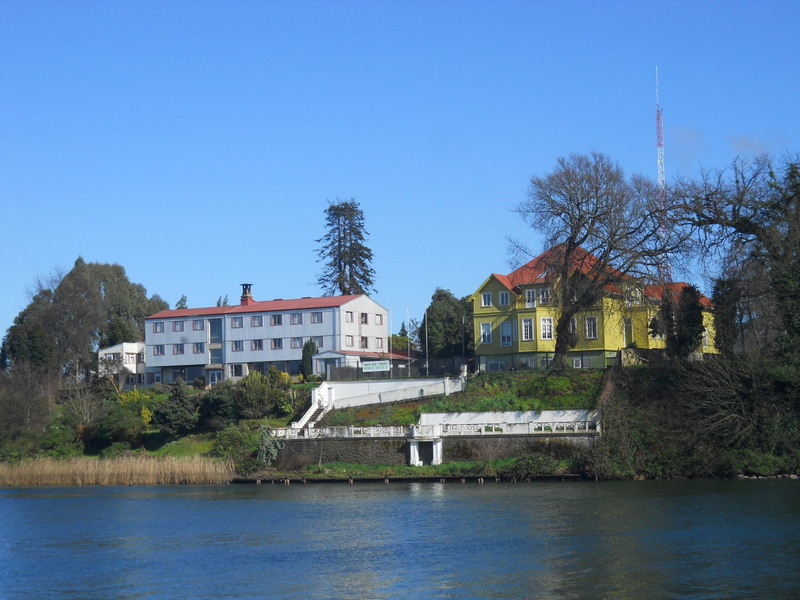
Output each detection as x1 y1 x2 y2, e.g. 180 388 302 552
2 0 798 337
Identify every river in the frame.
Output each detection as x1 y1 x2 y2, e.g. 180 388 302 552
1 480 798 599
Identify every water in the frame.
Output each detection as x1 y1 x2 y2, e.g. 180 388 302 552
1 480 798 599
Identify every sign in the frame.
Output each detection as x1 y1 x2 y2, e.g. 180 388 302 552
362 360 391 373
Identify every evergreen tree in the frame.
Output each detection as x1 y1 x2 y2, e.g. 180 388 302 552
301 339 318 377
419 289 471 358
315 199 376 296
650 285 705 358
175 295 188 309
154 379 198 437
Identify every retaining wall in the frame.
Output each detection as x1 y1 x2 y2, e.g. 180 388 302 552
275 434 596 468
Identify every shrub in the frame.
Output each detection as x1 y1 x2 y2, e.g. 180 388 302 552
212 422 261 475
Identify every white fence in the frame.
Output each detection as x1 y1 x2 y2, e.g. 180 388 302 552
274 419 600 440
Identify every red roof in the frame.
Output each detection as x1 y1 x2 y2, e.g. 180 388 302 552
507 244 624 288
643 282 714 307
146 295 364 320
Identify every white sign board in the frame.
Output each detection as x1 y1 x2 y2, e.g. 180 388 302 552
362 360 391 373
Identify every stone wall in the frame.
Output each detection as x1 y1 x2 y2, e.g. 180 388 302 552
442 435 596 462
276 438 408 469
275 434 596 468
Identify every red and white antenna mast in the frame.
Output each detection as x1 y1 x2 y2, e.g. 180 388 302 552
656 66 672 281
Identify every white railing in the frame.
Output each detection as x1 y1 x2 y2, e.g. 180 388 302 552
273 420 599 439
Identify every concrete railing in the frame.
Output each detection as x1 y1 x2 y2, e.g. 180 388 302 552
292 377 466 430
274 419 600 440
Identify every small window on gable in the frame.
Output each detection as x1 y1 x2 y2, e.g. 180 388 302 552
499 291 510 306
481 292 492 307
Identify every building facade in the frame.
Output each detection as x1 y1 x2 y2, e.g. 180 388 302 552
98 341 146 388
144 285 388 384
471 247 717 372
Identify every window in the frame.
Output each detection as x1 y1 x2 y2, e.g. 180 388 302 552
251 315 263 327
568 317 577 335
541 317 553 340
522 318 534 341
501 321 512 346
173 344 184 355
360 336 368 349
375 314 383 325
585 316 598 340
346 311 354 323
271 338 283 350
291 337 303 349
153 322 164 333
232 340 244 352
193 319 204 331
210 348 223 363
311 311 323 324
173 321 184 332
376 337 383 349
313 335 324 348
229 364 243 378
193 343 205 354
703 328 709 348
291 313 303 325
481 292 492 307
480 323 492 344
154 344 165 356
125 353 136 364
499 291 510 306
251 339 263 351
346 335 354 347
231 317 243 328
360 313 368 324
539 288 551 304
525 289 537 307
270 314 283 326
209 319 222 343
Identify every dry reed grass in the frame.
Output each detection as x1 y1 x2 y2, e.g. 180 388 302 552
0 455 234 487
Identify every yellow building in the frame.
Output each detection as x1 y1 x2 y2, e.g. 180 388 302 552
471 246 717 371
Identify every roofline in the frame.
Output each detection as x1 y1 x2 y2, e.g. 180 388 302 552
145 294 380 319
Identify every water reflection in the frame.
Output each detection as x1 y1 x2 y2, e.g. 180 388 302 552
1 481 799 599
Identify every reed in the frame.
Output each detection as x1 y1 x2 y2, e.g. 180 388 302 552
0 455 234 487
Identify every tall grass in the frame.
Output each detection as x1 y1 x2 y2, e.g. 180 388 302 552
0 455 234 487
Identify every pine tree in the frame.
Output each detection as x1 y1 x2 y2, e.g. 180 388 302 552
316 199 376 296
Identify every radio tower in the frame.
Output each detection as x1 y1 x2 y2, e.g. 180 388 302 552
656 66 672 281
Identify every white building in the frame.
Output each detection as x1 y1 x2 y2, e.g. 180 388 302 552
98 341 146 388
144 284 389 385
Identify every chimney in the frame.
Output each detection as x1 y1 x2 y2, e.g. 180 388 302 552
240 283 255 306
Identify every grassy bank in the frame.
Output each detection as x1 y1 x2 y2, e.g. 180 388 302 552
0 455 233 487
320 370 604 427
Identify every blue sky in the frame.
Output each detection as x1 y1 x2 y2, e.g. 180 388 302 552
2 0 798 337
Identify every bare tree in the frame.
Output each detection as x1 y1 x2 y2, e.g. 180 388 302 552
512 152 687 369
59 382 104 428
680 154 800 346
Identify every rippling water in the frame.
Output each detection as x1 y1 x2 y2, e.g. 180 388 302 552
1 480 799 599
